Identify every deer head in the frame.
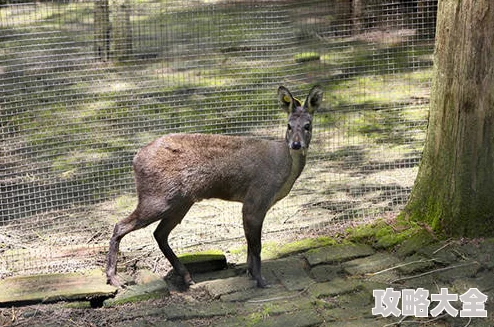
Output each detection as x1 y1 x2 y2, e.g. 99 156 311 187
278 85 323 153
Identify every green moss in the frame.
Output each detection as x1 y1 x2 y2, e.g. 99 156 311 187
347 219 427 250
64 301 92 309
178 250 225 265
261 237 338 260
294 52 321 63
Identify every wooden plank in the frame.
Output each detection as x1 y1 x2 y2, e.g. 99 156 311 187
0 269 117 307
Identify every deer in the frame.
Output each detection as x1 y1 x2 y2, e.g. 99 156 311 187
106 85 323 288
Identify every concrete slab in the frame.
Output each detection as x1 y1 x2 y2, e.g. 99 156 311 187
0 269 116 307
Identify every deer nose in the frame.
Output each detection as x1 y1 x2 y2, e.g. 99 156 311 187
291 141 302 150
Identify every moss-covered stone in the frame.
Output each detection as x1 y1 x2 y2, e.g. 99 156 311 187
395 229 437 257
347 219 427 250
178 250 227 273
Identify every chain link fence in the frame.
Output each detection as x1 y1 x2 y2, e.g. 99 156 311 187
0 0 436 277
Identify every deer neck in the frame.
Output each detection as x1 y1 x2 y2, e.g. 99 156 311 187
274 148 307 204
289 148 307 181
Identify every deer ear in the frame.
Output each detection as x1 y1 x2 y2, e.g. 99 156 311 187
278 86 295 114
304 85 323 114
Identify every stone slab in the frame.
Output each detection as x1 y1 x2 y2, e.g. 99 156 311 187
194 276 256 299
304 244 375 266
342 253 400 276
104 278 169 306
308 277 362 298
0 269 117 307
162 301 238 320
178 251 227 273
256 309 324 327
264 257 312 291
220 309 323 327
396 254 435 275
310 264 343 282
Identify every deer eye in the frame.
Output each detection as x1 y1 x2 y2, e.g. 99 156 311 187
304 123 311 131
287 124 292 131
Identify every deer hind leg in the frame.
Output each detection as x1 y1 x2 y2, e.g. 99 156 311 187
153 200 194 286
106 198 170 286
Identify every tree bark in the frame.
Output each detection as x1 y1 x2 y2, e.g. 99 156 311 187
403 0 494 236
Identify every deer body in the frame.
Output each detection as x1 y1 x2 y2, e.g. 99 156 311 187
106 86 323 288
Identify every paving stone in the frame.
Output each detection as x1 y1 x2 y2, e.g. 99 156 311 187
396 254 435 275
135 269 164 284
162 301 238 320
220 284 287 302
104 278 170 306
321 318 392 327
305 244 375 266
310 264 343 282
255 309 324 327
194 276 256 299
264 257 312 291
192 267 239 283
433 261 482 282
308 277 362 298
366 270 400 284
417 242 459 264
218 309 323 327
342 253 401 276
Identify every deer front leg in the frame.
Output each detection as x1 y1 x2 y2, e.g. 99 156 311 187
242 203 269 288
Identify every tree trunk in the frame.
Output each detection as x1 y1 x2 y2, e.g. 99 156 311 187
403 0 494 236
94 0 110 61
113 0 133 61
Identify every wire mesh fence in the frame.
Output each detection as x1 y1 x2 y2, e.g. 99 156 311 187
0 0 436 277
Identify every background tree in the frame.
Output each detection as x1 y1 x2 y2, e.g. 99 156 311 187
404 0 494 236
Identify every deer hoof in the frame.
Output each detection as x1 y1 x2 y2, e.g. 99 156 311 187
184 274 195 286
107 275 125 288
256 277 269 288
